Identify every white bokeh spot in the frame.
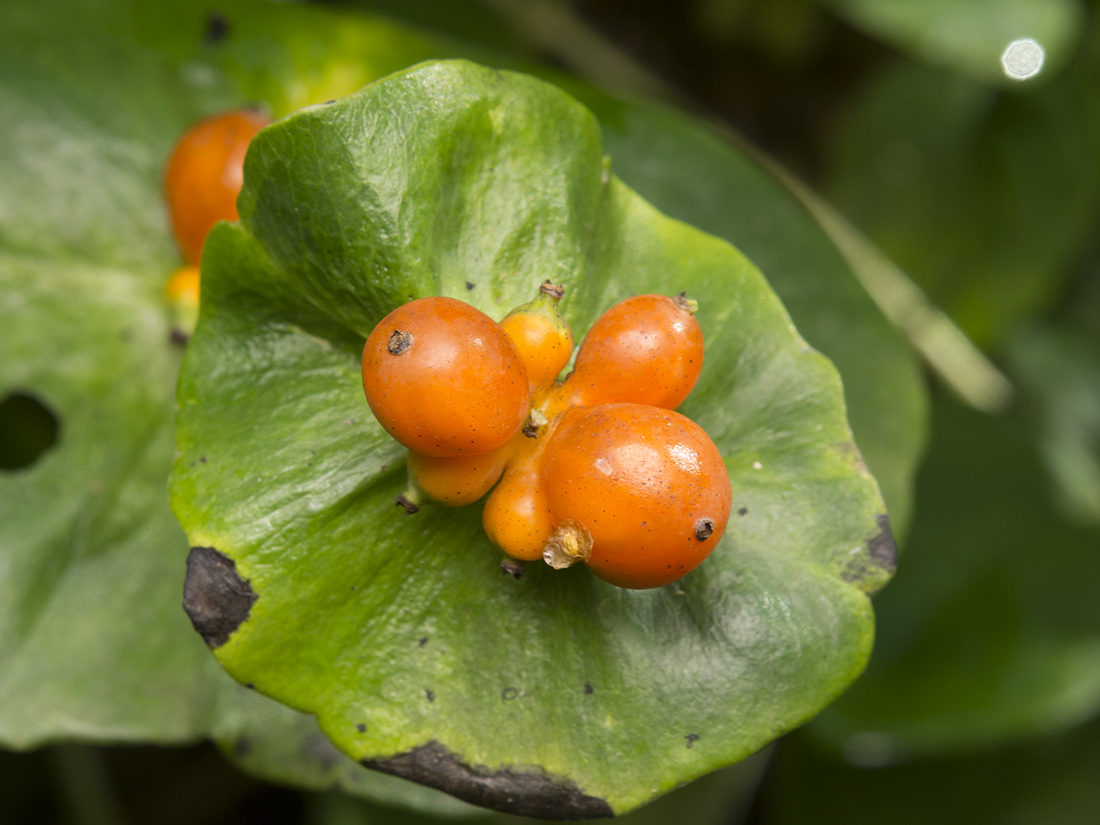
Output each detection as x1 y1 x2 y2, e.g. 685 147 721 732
1001 38 1045 80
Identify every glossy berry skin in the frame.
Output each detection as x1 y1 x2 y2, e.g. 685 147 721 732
540 403 731 589
481 433 554 560
165 109 269 264
565 294 703 410
407 446 510 506
499 283 573 388
362 297 530 458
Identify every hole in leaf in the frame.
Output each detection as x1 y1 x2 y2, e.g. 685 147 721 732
0 391 61 471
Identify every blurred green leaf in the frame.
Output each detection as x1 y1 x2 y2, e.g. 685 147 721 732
766 715 1100 825
808 392 1100 758
170 59 892 817
821 0 1084 83
826 38 1100 347
1007 324 1100 526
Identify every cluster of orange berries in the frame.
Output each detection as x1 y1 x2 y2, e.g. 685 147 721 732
361 284 732 589
163 109 270 336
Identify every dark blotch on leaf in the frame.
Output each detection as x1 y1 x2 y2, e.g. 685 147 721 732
501 559 526 579
388 329 413 355
362 741 613 820
584 684 594 695
738 507 748 516
501 687 519 701
465 281 475 290
426 689 435 702
868 514 898 572
685 734 700 748
202 10 229 45
396 494 420 515
357 723 367 733
841 514 898 590
301 733 340 771
183 546 258 648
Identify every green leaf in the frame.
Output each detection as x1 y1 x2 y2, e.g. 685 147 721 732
809 393 1100 758
825 42 1100 347
820 0 1084 83
171 59 893 816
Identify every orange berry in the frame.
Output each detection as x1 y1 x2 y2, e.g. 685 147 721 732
481 432 554 560
564 294 704 410
499 282 574 388
361 297 530 458
165 108 269 264
165 265 201 340
539 403 731 589
165 264 200 305
406 444 510 507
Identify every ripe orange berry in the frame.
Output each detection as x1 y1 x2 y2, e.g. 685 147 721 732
165 108 269 264
481 432 554 560
539 403 731 589
406 444 510 507
564 294 704 410
499 282 574 388
361 297 530 458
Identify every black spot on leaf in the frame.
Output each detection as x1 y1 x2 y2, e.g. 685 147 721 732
841 514 898 591
202 10 229 44
685 733 700 748
183 546 257 647
868 514 898 573
362 741 612 819
357 723 366 733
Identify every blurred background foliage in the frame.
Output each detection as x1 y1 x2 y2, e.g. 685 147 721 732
2 0 1099 822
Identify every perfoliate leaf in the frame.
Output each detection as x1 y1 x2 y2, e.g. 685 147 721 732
171 60 894 817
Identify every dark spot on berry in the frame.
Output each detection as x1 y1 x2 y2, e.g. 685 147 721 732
387 329 413 355
694 518 715 541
